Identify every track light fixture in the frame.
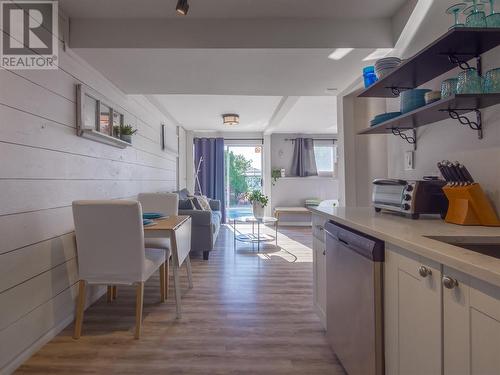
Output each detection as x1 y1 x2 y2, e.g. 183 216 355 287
176 0 189 15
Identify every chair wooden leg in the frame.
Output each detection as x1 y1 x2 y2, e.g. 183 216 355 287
165 258 170 300
135 282 144 339
112 286 117 300
73 280 86 339
107 286 113 302
159 263 166 303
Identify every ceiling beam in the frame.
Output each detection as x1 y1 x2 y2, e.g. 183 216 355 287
69 18 394 49
264 96 300 134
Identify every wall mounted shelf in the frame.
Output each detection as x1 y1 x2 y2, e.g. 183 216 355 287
358 28 500 98
358 94 500 139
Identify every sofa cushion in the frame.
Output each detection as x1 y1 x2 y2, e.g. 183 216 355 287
175 188 191 200
179 199 194 210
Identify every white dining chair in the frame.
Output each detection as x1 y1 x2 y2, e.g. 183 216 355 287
137 193 192 296
72 200 166 339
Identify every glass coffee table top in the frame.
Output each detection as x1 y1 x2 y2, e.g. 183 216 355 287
233 216 278 223
232 216 278 250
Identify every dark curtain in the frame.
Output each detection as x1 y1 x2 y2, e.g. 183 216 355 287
194 137 226 222
290 138 318 177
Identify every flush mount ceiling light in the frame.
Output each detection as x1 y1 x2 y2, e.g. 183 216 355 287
222 114 239 126
328 48 354 60
176 0 189 15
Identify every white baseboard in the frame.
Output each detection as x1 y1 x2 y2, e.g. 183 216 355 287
2 287 106 375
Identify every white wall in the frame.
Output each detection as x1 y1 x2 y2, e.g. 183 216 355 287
270 133 339 223
385 12 500 209
340 91 388 207
0 10 177 373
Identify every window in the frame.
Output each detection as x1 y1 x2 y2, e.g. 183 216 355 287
314 141 337 177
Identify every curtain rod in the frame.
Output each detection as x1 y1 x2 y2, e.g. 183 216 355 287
224 138 264 142
284 138 337 142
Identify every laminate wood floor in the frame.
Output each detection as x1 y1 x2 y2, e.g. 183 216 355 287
16 225 345 375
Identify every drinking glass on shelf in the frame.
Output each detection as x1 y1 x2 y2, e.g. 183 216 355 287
464 3 487 27
441 78 459 98
446 3 467 29
481 0 500 27
484 68 500 93
457 68 484 94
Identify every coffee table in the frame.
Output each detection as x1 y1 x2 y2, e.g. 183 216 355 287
232 216 278 252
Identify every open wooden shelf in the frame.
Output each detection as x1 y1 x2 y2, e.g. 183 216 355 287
358 28 500 98
358 94 500 135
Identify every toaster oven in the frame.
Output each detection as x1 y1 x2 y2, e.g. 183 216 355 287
372 179 448 219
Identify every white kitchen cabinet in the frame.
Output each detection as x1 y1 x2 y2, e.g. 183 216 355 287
312 214 327 329
443 266 500 375
384 245 442 375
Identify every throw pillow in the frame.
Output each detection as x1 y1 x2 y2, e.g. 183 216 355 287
198 195 212 211
187 196 203 210
179 199 194 210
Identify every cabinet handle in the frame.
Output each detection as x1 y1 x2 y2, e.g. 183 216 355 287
418 265 432 278
322 249 326 256
442 276 459 289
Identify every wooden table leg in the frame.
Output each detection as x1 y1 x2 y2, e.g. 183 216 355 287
165 258 170 300
107 286 113 302
159 263 166 303
186 256 193 289
112 286 117 300
170 233 182 319
172 264 182 319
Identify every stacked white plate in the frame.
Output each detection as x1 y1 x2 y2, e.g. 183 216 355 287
375 57 402 79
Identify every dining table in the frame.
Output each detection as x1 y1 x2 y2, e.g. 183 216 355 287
143 215 192 318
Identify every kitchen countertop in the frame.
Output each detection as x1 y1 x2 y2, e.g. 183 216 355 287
310 206 500 288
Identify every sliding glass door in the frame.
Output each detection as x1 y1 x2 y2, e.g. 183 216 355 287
224 143 263 222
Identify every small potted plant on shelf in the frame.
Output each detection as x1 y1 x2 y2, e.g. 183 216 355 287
271 168 282 186
246 190 269 219
118 124 137 144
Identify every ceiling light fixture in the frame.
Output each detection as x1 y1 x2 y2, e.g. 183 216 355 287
222 114 239 126
328 48 354 60
363 48 394 61
176 0 189 15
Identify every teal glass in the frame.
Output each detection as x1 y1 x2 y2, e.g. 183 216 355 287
464 3 487 27
457 69 484 94
441 78 459 98
484 68 500 92
446 3 467 28
482 0 500 26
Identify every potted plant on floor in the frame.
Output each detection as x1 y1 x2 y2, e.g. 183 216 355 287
246 190 269 219
118 124 137 144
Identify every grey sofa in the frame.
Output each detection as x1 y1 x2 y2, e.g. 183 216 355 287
176 189 222 260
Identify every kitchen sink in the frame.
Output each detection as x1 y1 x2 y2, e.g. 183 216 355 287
426 236 500 260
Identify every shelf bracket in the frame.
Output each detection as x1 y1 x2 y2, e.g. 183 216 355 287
439 109 483 139
447 54 472 71
391 128 417 150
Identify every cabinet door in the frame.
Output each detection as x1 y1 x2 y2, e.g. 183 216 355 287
313 237 327 329
385 245 442 375
443 266 500 375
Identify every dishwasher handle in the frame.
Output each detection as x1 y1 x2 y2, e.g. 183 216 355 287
325 221 384 262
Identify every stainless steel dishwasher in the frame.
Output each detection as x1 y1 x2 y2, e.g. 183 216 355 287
324 221 384 375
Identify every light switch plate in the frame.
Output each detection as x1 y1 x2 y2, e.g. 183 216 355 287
404 151 414 170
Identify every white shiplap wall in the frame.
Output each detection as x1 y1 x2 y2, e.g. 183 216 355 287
0 11 178 373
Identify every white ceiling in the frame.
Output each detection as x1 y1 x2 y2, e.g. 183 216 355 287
59 0 415 134
59 0 406 19
152 95 282 132
150 95 337 134
75 48 378 96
